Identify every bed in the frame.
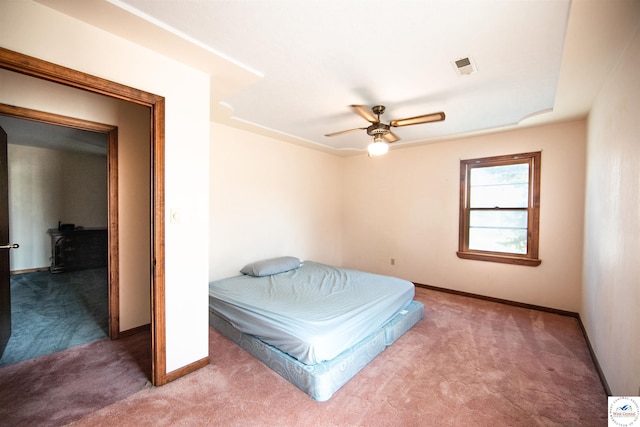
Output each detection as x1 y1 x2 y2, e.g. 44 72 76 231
208 257 424 401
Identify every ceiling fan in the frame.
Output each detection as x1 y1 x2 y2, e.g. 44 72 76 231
325 105 445 156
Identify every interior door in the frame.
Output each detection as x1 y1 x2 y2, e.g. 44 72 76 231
0 125 11 358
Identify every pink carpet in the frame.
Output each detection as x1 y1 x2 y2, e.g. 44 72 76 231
0 331 151 426
66 287 606 426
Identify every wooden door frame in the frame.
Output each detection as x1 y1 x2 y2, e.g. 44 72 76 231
0 47 168 386
0 104 120 339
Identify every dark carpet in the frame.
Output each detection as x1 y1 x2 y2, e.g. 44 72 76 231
0 268 108 367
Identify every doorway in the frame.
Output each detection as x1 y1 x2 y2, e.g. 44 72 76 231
0 112 114 365
0 47 167 386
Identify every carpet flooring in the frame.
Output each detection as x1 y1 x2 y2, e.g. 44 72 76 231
0 331 151 426
64 287 607 426
0 268 108 367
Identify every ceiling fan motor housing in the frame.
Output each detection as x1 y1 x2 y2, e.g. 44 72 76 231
367 122 390 136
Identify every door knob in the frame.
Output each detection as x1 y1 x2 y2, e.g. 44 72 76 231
0 243 19 249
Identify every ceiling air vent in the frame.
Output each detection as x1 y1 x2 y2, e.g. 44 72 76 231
453 56 477 76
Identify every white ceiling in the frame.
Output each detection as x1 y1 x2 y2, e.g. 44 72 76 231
0 115 107 156
118 0 572 153
28 0 640 155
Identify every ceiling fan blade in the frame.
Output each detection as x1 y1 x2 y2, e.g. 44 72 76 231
324 127 367 137
383 131 400 143
349 105 379 123
390 112 445 127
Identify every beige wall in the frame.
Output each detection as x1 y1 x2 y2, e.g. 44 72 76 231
583 22 640 396
116 101 152 331
343 120 587 312
209 123 343 280
8 144 108 271
210 118 587 315
1 0 211 372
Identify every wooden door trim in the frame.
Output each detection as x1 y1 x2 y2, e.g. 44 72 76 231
106 127 120 339
0 47 168 386
0 104 121 339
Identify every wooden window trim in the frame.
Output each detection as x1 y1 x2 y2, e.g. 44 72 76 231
457 151 541 266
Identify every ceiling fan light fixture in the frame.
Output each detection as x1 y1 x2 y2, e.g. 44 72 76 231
368 134 389 156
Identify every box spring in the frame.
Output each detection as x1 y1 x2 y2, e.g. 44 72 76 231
209 300 424 401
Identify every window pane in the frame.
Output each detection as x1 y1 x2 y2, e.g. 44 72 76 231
469 210 528 254
459 152 541 265
470 164 529 208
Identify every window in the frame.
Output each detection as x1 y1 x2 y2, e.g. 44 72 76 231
457 151 541 266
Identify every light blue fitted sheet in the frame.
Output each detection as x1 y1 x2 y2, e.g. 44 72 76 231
208 261 415 365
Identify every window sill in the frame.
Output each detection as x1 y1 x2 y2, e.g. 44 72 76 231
456 251 541 267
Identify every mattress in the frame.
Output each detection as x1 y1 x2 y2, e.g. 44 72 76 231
208 261 415 364
209 299 424 401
